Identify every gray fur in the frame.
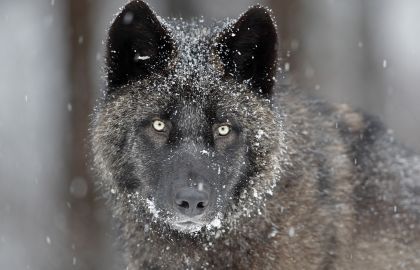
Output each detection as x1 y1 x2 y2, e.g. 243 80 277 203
91 1 420 269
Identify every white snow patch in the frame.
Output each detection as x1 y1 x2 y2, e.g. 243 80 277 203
135 55 150 61
208 218 221 229
146 198 160 218
268 227 278 238
288 227 295 237
252 188 259 198
255 129 267 139
206 213 223 230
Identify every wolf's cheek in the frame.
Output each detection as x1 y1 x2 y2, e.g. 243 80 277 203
210 152 249 211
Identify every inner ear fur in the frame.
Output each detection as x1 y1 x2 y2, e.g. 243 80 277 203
106 0 175 89
215 6 278 97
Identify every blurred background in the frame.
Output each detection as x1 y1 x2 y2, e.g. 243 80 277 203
0 0 419 269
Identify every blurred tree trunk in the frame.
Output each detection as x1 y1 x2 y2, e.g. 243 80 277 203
67 0 104 269
359 1 385 116
270 0 302 85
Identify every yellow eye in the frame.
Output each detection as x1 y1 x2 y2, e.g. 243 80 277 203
152 120 165 131
218 125 230 136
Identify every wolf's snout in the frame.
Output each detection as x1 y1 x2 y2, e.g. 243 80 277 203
174 188 209 217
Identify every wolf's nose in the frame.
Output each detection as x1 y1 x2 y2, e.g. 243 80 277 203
174 188 209 217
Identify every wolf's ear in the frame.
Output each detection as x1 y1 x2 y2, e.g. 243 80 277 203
106 0 175 88
215 6 277 97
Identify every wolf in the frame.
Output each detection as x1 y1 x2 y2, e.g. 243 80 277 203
91 1 420 269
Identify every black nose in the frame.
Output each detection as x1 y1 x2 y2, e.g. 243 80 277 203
174 188 209 217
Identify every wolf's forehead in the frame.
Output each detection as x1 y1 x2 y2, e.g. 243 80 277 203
174 103 208 134
168 21 223 85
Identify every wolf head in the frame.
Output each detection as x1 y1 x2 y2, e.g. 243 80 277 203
93 0 286 235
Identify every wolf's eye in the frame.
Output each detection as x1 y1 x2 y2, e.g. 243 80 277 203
152 120 165 132
217 125 231 136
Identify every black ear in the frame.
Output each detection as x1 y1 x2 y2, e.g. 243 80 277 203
106 1 175 88
215 6 278 97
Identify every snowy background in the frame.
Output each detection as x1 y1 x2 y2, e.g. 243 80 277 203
0 0 419 269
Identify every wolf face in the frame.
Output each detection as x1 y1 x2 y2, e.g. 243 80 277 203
93 1 283 234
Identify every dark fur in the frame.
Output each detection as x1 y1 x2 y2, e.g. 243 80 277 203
91 1 420 269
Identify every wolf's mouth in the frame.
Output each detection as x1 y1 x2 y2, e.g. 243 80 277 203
172 220 205 233
178 221 199 226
